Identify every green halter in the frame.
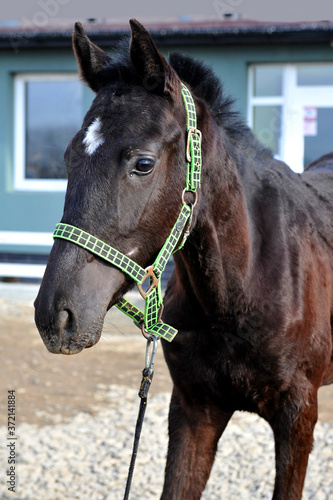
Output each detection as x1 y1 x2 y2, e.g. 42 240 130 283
53 83 202 342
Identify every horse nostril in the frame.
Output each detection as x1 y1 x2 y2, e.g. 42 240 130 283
58 309 70 333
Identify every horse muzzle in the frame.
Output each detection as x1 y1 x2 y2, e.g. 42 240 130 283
35 302 105 355
34 240 126 355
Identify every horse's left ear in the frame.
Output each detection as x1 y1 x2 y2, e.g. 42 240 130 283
73 22 111 92
129 19 181 98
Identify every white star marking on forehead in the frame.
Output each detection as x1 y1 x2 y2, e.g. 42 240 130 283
83 117 105 155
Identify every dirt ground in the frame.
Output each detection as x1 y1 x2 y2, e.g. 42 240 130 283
0 300 332 427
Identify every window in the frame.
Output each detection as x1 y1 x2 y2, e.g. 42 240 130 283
248 63 333 172
297 64 333 86
248 65 285 161
14 73 83 191
253 65 284 97
252 105 283 156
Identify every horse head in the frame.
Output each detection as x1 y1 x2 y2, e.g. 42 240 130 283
34 20 195 354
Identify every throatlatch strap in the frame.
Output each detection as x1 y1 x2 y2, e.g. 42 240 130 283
52 83 201 343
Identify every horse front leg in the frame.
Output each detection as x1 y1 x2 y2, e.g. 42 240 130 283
270 389 318 500
161 387 233 500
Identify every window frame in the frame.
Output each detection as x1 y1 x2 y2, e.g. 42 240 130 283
248 63 333 172
13 72 81 192
247 64 286 162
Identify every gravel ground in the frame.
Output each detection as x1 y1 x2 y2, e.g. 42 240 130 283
1 384 333 500
0 284 332 499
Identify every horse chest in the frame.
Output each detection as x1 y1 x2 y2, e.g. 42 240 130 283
162 325 272 412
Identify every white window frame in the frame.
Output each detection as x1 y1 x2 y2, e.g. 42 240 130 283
247 64 286 160
248 63 333 172
13 73 80 192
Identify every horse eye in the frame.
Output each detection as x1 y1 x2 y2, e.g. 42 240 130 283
134 158 155 175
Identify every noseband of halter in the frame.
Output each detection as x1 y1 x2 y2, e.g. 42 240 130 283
53 83 202 342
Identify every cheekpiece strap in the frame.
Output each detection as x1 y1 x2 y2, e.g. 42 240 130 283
181 83 202 192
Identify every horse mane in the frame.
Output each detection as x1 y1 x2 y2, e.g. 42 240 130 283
169 52 248 139
169 52 273 162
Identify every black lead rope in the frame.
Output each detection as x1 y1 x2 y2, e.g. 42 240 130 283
123 334 159 500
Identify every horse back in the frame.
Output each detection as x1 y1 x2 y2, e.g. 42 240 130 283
252 153 333 316
301 152 333 230
304 151 333 172
300 153 333 316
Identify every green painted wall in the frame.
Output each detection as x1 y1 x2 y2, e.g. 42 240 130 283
0 49 94 254
1 41 332 255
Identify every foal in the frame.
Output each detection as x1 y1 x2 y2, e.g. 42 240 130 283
35 19 333 499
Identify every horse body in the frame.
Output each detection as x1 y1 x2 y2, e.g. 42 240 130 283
160 117 333 497
34 20 333 499
162 141 333 497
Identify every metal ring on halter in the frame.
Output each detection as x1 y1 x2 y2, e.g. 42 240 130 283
137 265 159 299
158 303 164 323
141 323 157 341
182 189 198 208
140 305 164 341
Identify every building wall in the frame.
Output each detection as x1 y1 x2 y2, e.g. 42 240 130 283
0 48 93 255
1 40 332 259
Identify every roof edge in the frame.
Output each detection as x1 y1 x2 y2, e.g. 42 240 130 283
1 19 333 51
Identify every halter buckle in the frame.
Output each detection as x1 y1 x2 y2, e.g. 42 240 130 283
137 265 159 299
186 128 202 163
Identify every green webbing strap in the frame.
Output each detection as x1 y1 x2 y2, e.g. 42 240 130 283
53 203 189 342
53 223 146 285
52 83 201 343
181 83 202 192
116 298 177 342
153 203 191 277
116 297 143 327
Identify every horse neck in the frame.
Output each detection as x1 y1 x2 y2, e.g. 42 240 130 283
174 124 252 318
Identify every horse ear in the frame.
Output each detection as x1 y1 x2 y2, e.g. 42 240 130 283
129 19 181 97
73 22 111 92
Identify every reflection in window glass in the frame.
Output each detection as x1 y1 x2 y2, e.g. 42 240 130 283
297 65 333 86
25 80 83 180
252 106 282 156
304 107 333 167
253 65 283 97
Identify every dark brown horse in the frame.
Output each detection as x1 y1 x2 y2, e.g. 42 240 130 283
34 19 333 499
